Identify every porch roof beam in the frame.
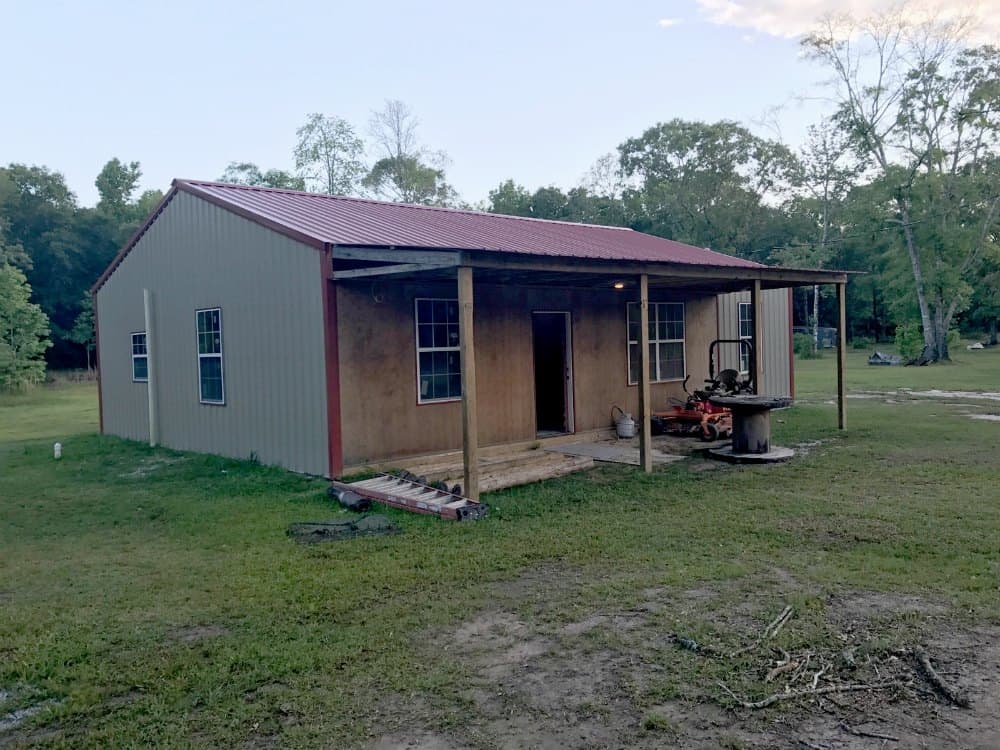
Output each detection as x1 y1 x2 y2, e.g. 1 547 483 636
327 245 853 288
329 247 462 265
332 261 459 280
459 253 851 288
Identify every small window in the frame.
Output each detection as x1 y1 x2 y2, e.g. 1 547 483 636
627 302 685 384
131 332 148 382
415 298 461 403
196 308 225 404
738 302 753 373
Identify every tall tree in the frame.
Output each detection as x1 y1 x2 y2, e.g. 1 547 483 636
95 158 142 219
779 119 862 350
68 294 95 372
293 113 366 195
219 162 305 190
803 12 1000 360
0 261 51 389
487 180 533 216
364 100 458 205
618 119 799 260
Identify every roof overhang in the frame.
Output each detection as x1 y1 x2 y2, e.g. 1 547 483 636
330 246 853 293
92 179 855 296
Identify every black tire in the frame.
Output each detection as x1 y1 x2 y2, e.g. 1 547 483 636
701 423 719 442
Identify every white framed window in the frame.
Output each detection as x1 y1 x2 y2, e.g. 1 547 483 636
415 298 461 403
131 332 148 382
627 302 685 384
196 308 225 404
738 302 753 373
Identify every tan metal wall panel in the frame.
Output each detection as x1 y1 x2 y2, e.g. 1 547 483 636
716 290 791 397
337 282 718 466
96 191 329 475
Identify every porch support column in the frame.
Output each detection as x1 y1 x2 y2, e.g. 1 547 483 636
143 288 158 447
637 274 653 473
836 281 847 430
751 279 764 394
458 266 480 499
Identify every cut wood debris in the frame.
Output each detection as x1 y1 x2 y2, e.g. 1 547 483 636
668 603 973 719
914 647 971 708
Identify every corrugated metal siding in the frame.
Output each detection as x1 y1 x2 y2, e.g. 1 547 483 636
96 191 329 475
716 290 791 398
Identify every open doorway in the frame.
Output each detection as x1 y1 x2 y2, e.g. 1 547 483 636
532 311 574 436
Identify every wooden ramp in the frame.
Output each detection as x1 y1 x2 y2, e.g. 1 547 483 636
333 474 489 521
404 450 594 494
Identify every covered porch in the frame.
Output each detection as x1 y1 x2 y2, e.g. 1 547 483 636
331 247 850 500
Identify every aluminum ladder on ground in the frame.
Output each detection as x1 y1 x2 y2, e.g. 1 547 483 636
331 473 489 521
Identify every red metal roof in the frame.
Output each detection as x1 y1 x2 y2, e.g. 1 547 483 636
176 180 763 268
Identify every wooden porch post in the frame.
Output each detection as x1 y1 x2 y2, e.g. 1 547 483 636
836 281 847 430
458 266 480 499
638 274 653 473
751 279 764 394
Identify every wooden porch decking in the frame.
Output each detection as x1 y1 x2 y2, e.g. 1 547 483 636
341 428 721 495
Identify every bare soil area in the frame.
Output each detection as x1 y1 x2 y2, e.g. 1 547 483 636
368 567 1000 749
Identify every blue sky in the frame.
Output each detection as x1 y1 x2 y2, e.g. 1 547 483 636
3 0 988 206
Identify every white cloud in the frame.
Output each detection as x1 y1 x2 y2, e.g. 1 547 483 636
657 17 683 28
694 0 999 43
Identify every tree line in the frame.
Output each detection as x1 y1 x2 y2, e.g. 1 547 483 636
1 8 996 388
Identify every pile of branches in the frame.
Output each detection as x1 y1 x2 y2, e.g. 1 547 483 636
670 605 970 713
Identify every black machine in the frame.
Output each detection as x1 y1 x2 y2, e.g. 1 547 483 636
705 339 756 396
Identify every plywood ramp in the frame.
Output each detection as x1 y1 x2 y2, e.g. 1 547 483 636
406 450 594 494
342 429 610 494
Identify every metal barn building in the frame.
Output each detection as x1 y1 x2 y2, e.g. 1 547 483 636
92 181 848 497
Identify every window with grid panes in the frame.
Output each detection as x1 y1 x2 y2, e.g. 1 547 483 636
415 298 461 402
131 332 148 382
627 302 685 384
738 302 753 373
196 308 225 404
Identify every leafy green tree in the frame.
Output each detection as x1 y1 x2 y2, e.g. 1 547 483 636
220 162 305 190
0 261 51 389
487 181 626 226
618 119 799 260
365 100 458 205
0 216 31 271
293 113 366 195
69 294 95 371
777 119 862 350
804 14 1000 360
0 162 158 368
487 180 533 216
95 158 142 219
364 155 456 206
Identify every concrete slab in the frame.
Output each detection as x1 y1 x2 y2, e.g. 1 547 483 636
708 445 795 464
546 441 685 466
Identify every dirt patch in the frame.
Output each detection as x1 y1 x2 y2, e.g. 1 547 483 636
0 698 59 733
905 389 1000 402
166 624 230 644
368 568 1000 750
967 413 1000 422
834 591 949 619
118 456 185 479
370 731 468 749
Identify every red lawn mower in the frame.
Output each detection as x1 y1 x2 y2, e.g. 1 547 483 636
651 339 756 441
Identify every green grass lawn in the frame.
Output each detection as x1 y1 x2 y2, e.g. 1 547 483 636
1 353 999 747
794 344 1000 399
